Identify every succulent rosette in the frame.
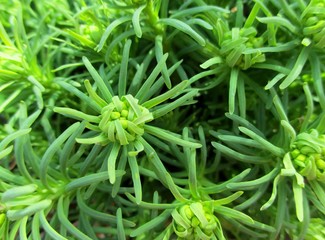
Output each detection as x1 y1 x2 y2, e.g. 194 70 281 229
290 129 325 182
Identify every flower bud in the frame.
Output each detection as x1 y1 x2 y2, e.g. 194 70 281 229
97 95 153 145
172 202 220 239
302 0 325 49
291 130 325 182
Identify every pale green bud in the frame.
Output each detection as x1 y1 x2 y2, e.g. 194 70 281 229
291 149 301 159
0 213 5 226
296 154 307 162
111 112 120 120
120 119 128 129
121 110 129 118
300 146 317 155
316 159 325 170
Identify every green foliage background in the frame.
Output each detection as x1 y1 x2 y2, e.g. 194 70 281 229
0 0 325 239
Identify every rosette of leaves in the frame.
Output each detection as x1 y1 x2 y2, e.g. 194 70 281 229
0 105 136 239
212 84 325 238
92 0 228 48
255 0 325 103
71 0 229 91
203 20 265 70
0 0 77 116
54 39 201 203
301 0 325 50
126 127 274 239
290 129 325 182
188 5 269 116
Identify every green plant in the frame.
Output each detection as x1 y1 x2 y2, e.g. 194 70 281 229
0 0 325 239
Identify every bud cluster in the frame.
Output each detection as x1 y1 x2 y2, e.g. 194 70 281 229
290 129 325 182
219 25 265 70
302 0 325 49
98 95 153 145
172 202 221 239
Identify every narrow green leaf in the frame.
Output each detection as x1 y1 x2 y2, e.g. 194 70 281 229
239 127 285 157
125 192 181 209
27 75 45 91
280 120 296 146
2 184 37 202
212 142 269 164
82 56 113 102
155 35 171 88
188 68 221 85
66 171 119 192
76 190 134 227
0 146 13 159
132 5 146 38
309 181 325 209
96 16 132 52
188 148 199 199
280 46 310 89
158 18 206 46
0 166 26 185
84 80 107 108
152 89 199 119
115 121 128 145
203 169 251 194
57 81 101 113
76 133 108 145
272 94 289 122
257 16 298 33
19 216 28 240
65 29 96 48
116 208 126 240
216 134 262 149
214 205 254 223
171 209 191 229
39 211 68 240
0 89 22 113
32 212 42 240
107 142 121 184
136 53 169 101
310 53 325 109
40 123 80 188
227 168 279 190
119 39 132 97
142 80 188 109
200 57 223 69
53 107 100 123
293 179 304 222
0 21 13 46
60 122 86 179
111 146 130 198
7 200 52 221
225 113 265 137
237 74 246 118
9 219 21 240
57 197 92 240
144 125 201 148
130 210 172 237
301 83 314 132
213 191 244 205
229 68 239 114
170 6 229 18
260 174 281 211
165 172 187 202
128 154 142 204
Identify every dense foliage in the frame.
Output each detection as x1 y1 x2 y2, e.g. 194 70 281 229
0 0 325 239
